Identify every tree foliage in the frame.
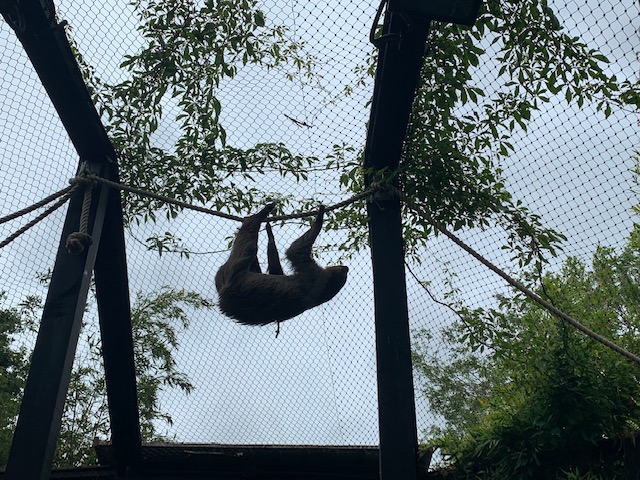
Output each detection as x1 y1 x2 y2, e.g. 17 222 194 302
0 295 31 467
0 287 212 468
413 227 640 478
77 0 315 225
63 2 640 472
336 0 639 262
73 0 639 264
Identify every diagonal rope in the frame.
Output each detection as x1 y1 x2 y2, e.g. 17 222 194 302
10 171 633 366
0 184 75 225
0 188 78 249
84 173 243 221
8 172 636 365
398 188 640 367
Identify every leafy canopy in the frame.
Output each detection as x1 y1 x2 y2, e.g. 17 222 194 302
0 287 212 468
337 0 637 262
413 226 640 478
78 0 315 225
76 0 639 265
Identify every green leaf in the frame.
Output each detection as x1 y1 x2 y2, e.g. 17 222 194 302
254 10 265 27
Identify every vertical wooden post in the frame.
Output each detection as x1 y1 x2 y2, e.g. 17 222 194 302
94 166 142 474
363 9 431 480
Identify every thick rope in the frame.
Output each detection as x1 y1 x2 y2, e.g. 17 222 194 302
84 173 375 222
0 172 374 251
0 188 77 249
270 187 377 221
84 173 243 221
398 188 640 367
79 183 93 232
4 169 635 364
66 179 94 254
0 184 74 225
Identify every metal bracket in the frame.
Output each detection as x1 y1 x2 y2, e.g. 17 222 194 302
77 158 107 178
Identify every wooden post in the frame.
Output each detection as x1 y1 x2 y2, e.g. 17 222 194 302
363 9 431 480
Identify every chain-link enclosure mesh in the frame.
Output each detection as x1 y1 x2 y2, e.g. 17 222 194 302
0 0 638 464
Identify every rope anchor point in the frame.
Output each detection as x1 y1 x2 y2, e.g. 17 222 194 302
66 173 95 255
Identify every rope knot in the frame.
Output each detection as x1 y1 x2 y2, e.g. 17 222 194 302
69 175 95 188
66 232 93 254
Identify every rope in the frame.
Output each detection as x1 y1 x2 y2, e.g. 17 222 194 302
0 171 374 251
79 183 93 232
84 173 243 221
66 178 95 254
84 173 375 222
397 188 640 367
0 188 77 249
270 187 377 221
0 184 75 225
4 168 636 365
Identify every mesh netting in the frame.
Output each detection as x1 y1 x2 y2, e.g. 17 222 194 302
0 0 638 460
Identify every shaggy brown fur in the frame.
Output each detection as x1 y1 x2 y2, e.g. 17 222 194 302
215 203 349 325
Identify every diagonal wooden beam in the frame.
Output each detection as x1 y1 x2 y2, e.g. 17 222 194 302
5 168 111 479
2 1 141 477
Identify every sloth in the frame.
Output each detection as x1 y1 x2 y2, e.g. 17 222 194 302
215 203 348 326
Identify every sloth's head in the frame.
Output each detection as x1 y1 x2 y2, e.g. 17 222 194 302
317 266 349 304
